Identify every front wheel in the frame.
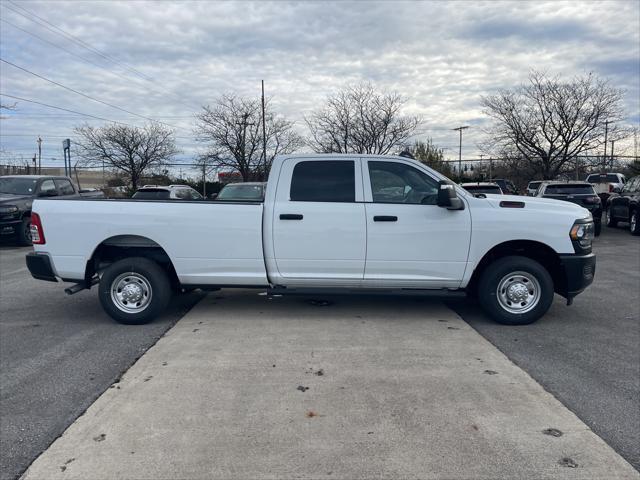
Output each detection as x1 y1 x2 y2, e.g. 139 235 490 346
99 257 172 324
630 210 640 236
478 256 554 325
606 207 618 228
17 216 32 246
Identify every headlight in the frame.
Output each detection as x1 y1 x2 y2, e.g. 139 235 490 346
0 205 19 214
570 220 594 251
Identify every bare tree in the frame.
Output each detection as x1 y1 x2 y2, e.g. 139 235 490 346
75 122 178 190
306 84 420 155
481 71 628 179
194 94 304 181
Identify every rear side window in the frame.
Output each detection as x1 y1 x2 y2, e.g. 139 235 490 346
54 179 75 195
132 190 170 200
544 184 595 195
290 161 355 202
39 179 57 196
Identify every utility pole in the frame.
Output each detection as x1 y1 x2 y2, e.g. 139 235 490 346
237 112 256 181
37 136 42 174
610 140 615 169
602 120 610 173
261 80 267 180
452 126 469 181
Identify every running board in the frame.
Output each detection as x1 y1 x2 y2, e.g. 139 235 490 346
267 287 466 297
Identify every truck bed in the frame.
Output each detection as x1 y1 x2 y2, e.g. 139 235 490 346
33 198 269 285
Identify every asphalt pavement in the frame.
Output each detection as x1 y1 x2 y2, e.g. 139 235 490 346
448 225 640 471
1 225 639 478
0 243 204 480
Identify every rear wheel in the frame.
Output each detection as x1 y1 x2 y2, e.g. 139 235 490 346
630 210 640 236
478 256 554 325
99 257 172 324
16 216 32 246
606 207 618 228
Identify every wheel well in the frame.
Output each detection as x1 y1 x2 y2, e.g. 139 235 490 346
467 240 566 297
85 235 179 288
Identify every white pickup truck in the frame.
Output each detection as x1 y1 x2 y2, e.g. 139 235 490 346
26 154 596 325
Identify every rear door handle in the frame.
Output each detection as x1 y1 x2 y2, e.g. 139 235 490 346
373 215 397 222
280 214 303 220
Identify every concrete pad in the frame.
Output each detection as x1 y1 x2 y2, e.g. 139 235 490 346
22 292 639 480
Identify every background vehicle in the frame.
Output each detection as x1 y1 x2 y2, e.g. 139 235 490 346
27 155 595 327
527 181 542 196
606 175 640 235
213 182 266 201
536 181 602 236
461 182 503 197
132 185 203 200
492 178 519 195
0 175 89 245
586 172 626 203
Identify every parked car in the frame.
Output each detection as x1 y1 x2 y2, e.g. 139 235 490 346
132 185 203 200
586 172 626 203
27 154 596 326
461 182 503 197
78 188 106 199
535 181 602 236
492 178 519 195
214 182 266 202
605 175 640 235
0 175 86 245
526 181 543 196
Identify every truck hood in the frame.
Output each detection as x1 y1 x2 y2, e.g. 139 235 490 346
482 194 592 219
0 193 32 204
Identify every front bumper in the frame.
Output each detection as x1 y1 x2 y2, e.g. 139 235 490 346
0 219 22 236
559 253 596 301
26 253 58 282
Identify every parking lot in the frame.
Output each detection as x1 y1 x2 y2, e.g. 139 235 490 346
1 226 639 479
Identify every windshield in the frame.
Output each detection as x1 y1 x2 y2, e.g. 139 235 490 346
544 184 595 195
587 174 622 183
463 185 502 194
132 189 170 200
217 184 264 201
0 177 38 195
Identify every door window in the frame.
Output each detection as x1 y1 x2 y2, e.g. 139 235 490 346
39 179 58 196
54 179 75 195
290 161 355 202
368 161 438 204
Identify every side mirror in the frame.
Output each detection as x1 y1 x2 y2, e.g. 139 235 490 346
437 180 465 210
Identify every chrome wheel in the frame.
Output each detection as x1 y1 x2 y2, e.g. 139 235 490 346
631 212 637 232
496 271 541 315
110 272 152 313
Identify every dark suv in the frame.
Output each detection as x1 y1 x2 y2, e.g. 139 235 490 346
606 175 640 235
492 178 519 195
0 175 80 245
536 181 602 236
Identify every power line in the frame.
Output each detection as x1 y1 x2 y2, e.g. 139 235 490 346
0 17 200 112
0 93 144 127
1 58 184 130
3 1 201 110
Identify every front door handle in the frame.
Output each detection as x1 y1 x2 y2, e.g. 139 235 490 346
373 215 397 222
280 214 303 220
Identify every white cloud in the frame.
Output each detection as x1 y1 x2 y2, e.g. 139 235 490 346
1 0 638 165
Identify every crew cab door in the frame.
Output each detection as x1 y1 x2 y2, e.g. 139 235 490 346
271 158 366 284
362 159 471 288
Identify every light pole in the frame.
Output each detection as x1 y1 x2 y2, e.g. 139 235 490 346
37 136 42 174
452 126 469 181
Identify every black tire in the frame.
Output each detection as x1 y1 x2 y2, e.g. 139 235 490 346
478 256 554 325
16 216 32 246
98 257 172 325
606 207 618 228
630 209 640 236
594 219 601 237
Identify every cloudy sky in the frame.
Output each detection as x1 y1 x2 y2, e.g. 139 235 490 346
1 0 638 168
